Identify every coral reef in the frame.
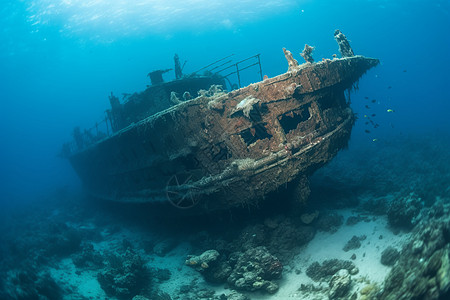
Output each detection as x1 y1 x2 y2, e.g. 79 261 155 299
186 246 282 294
151 268 171 283
133 295 152 300
204 258 234 284
361 196 389 215
343 235 367 252
185 250 220 272
359 283 381 300
300 210 319 224
328 269 352 299
227 246 282 294
72 242 104 269
221 290 250 300
3 269 63 300
209 218 316 262
380 200 450 299
380 246 400 266
315 212 344 233
345 214 371 225
97 249 149 299
147 291 173 300
235 224 267 251
387 192 423 230
185 249 232 284
44 225 83 257
267 220 316 260
177 278 249 300
306 259 358 282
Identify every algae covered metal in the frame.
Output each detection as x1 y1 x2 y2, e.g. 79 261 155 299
65 31 379 212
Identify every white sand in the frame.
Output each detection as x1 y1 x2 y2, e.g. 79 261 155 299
249 209 411 299
50 258 106 299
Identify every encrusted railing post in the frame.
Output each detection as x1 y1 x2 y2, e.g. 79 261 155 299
334 30 355 57
283 48 299 71
300 44 315 63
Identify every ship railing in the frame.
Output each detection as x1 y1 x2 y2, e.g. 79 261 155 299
61 112 114 157
192 54 263 89
214 54 263 88
61 54 263 157
191 54 235 75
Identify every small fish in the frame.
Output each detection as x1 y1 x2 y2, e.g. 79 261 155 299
364 114 368 118
387 86 392 89
365 130 371 134
403 70 407 72
371 99 376 103
365 121 369 125
372 138 378 142
374 123 380 128
371 114 376 117
365 105 370 109
364 96 369 100
387 109 395 113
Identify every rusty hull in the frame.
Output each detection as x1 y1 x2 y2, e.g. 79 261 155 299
69 54 379 212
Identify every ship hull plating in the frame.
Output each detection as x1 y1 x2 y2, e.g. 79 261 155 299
69 56 379 211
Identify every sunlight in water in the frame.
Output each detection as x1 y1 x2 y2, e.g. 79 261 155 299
25 0 300 38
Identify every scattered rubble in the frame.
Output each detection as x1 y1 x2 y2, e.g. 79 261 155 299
329 269 352 299
343 235 367 252
380 246 400 266
306 259 358 282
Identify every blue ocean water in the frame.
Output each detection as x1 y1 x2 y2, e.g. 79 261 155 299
0 1 450 299
1 0 449 204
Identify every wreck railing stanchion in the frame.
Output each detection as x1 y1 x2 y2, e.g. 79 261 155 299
257 54 263 81
217 54 263 89
105 115 110 137
236 64 241 88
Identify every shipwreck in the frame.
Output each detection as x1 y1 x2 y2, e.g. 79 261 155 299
63 30 379 212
